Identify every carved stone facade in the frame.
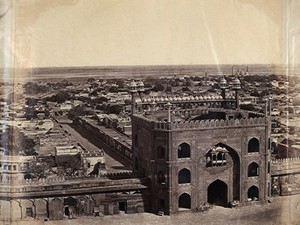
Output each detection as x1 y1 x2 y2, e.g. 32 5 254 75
132 109 271 214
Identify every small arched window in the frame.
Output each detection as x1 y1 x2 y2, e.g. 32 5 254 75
248 162 259 177
248 138 259 153
178 143 191 158
178 168 191 184
178 193 191 209
248 186 259 200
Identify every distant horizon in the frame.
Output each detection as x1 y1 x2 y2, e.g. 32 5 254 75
1 63 296 70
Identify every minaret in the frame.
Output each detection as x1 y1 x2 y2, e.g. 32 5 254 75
166 102 172 123
205 70 208 85
136 80 145 112
219 77 228 100
232 77 241 109
129 80 138 115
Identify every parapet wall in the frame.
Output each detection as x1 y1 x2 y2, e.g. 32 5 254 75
272 157 300 165
0 172 147 199
271 157 300 175
134 115 267 131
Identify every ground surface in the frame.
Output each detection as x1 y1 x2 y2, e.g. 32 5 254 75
7 195 300 225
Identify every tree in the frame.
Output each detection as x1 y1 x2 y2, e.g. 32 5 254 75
46 91 72 103
25 159 51 179
108 86 119 93
107 104 123 114
240 104 256 111
26 98 38 106
0 126 37 156
116 80 125 88
152 82 164 92
68 105 86 120
87 77 96 83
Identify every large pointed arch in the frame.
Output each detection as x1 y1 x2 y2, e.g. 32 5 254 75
206 142 241 201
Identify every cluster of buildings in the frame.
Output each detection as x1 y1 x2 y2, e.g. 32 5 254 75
1 67 300 221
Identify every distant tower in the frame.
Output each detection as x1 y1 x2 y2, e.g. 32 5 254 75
129 80 138 115
204 70 208 85
219 77 228 108
129 80 145 114
232 77 241 109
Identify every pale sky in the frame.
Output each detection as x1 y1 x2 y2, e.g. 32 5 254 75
1 0 299 68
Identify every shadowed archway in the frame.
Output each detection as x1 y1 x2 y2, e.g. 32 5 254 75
207 179 228 206
178 193 191 209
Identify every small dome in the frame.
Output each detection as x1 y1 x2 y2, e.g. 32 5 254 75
219 77 227 89
130 80 137 87
135 98 142 103
233 77 241 85
220 77 227 84
136 80 144 88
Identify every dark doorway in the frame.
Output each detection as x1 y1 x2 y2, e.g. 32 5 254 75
119 202 127 212
207 180 228 206
248 186 259 200
159 199 165 210
64 206 70 217
178 193 191 209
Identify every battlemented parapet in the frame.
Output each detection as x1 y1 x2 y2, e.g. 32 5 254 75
133 114 267 131
271 157 300 175
140 94 235 104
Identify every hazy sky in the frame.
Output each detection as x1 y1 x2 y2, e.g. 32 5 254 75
1 0 299 68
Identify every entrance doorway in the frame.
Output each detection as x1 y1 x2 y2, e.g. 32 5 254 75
207 180 228 206
118 202 127 212
248 186 259 201
64 206 70 217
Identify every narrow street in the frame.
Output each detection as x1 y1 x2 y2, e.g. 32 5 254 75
61 123 132 173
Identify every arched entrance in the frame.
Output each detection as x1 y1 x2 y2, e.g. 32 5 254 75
178 193 191 209
248 186 259 201
207 180 228 206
